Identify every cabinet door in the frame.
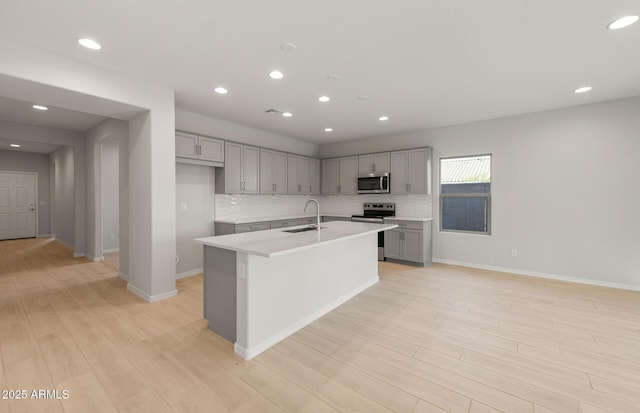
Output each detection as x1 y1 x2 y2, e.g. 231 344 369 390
175 132 198 159
402 229 423 262
242 145 260 193
297 156 310 194
287 155 299 194
339 156 359 194
408 149 427 194
358 154 374 174
384 230 403 259
199 136 224 162
273 151 288 194
390 151 409 194
309 158 320 194
321 158 340 194
259 149 274 194
224 142 243 193
373 152 390 172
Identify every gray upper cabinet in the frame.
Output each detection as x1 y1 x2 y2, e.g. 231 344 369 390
216 142 259 193
260 149 287 194
358 152 390 174
322 156 358 194
321 158 340 194
309 158 321 194
287 154 312 194
390 148 432 195
339 156 359 194
176 132 224 165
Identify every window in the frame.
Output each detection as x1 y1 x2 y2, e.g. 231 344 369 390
440 154 491 234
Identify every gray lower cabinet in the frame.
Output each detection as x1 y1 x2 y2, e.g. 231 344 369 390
321 216 351 222
383 219 432 266
270 219 298 229
215 221 270 235
297 217 316 225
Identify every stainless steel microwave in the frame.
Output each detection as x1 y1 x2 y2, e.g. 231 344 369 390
357 172 390 194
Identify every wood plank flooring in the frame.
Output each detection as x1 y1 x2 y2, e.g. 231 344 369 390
1 237 639 412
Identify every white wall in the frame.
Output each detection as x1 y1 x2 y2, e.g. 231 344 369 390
176 108 319 158
101 138 119 252
320 96 640 290
0 150 51 235
84 118 127 261
50 146 75 248
175 163 215 277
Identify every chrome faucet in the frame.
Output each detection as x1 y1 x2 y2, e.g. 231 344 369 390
304 199 320 229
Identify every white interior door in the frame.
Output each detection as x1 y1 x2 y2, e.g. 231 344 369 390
0 172 37 240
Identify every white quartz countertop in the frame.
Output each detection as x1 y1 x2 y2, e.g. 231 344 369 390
215 213 352 224
196 221 397 258
384 216 434 222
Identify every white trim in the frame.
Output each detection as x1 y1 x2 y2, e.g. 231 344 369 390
432 258 640 292
118 271 129 281
37 234 54 238
176 268 203 279
127 283 178 302
73 252 86 258
103 248 119 254
234 276 379 360
87 255 104 262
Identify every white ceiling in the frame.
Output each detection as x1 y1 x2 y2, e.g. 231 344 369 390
0 0 639 144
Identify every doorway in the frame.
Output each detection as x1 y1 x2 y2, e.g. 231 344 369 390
0 171 37 240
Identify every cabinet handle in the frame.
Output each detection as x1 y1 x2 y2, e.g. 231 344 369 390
273 183 276 192
337 185 341 193
298 184 301 192
372 163 376 172
407 183 410 191
405 183 409 191
400 232 405 241
309 185 312 193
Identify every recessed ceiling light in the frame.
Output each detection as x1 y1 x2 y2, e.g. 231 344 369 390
77 38 101 50
214 87 228 94
282 112 292 117
357 95 369 101
574 86 592 94
607 15 639 30
10 144 21 148
269 71 284 80
318 96 330 102
379 116 389 121
32 105 48 111
324 128 333 132
327 75 341 81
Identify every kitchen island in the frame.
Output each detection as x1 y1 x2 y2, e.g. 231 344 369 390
195 220 397 360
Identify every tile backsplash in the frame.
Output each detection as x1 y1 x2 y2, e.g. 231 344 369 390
215 193 433 219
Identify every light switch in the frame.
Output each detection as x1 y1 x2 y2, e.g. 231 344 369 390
180 202 188 211
238 263 246 280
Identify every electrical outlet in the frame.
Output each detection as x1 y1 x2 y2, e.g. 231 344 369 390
108 234 115 240
238 263 246 280
510 248 519 257
180 202 188 211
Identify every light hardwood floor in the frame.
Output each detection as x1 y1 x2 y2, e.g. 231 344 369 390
1 238 639 413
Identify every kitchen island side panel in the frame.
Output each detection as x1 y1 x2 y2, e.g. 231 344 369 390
235 233 378 359
204 246 237 342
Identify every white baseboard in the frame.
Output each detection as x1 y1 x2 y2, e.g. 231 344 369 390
432 258 640 292
176 268 203 279
87 255 104 262
127 283 178 302
103 248 119 254
73 252 86 258
234 276 379 360
37 234 53 238
118 272 129 281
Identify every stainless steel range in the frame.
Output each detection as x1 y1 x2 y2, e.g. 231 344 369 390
351 203 395 260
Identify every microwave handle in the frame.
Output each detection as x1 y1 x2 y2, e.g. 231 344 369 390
380 176 384 189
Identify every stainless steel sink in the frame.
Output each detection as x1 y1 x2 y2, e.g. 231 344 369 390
282 226 326 233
